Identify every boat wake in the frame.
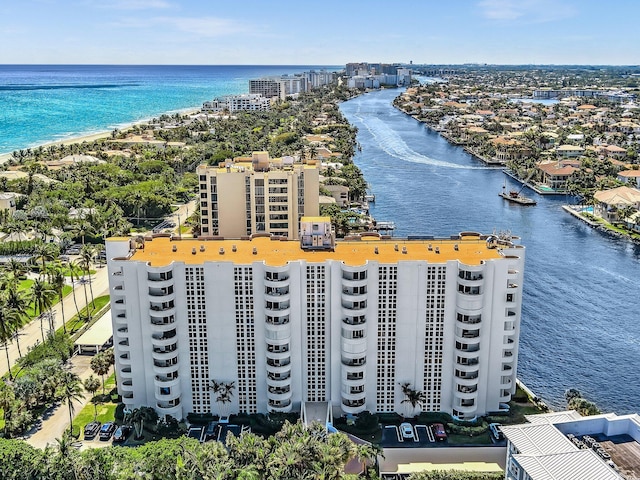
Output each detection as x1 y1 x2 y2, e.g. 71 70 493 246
353 114 492 170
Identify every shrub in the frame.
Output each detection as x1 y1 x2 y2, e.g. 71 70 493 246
415 412 453 425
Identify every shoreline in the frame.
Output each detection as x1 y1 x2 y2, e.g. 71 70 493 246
0 106 203 165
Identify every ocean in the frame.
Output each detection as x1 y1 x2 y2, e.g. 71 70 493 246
0 64 340 154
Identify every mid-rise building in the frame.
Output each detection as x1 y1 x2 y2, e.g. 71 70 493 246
106 226 525 421
202 94 271 113
196 152 320 239
249 78 283 100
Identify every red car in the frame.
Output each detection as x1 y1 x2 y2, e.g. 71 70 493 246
432 423 447 441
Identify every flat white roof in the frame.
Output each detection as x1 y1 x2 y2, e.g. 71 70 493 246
74 310 113 347
524 410 583 424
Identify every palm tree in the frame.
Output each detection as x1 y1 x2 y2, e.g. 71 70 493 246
83 376 101 420
71 219 94 245
90 352 111 395
0 381 16 438
50 263 68 334
30 278 56 342
209 379 235 416
59 371 84 437
399 382 426 417
67 265 82 323
78 245 96 309
0 296 20 380
4 286 28 358
31 241 58 279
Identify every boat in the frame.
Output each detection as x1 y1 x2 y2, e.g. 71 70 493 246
499 184 536 206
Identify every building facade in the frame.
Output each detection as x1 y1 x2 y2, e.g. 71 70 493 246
202 94 271 113
106 227 525 421
196 152 320 239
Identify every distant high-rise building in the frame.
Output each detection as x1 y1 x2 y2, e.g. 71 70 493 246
196 152 320 239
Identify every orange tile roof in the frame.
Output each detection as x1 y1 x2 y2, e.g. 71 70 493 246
122 236 504 268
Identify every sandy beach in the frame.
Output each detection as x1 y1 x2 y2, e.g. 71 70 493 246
0 106 203 165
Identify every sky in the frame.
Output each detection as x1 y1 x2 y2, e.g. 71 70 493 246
0 0 639 65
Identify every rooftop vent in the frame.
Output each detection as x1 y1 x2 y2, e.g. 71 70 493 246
374 247 379 254
454 244 459 251
219 247 225 255
232 244 237 252
428 244 433 251
172 245 177 252
253 247 257 255
191 248 196 255
394 244 398 251
435 247 440 254
200 245 205 252
402 246 407 254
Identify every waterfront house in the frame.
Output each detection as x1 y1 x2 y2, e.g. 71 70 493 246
593 186 640 222
537 161 578 191
617 170 640 188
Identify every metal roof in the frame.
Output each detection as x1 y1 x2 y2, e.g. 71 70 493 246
524 410 583 424
501 423 575 456
514 449 623 480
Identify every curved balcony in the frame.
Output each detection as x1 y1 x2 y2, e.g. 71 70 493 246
147 264 174 276
456 294 484 311
341 338 367 355
499 377 513 389
149 304 176 318
147 277 174 289
151 325 178 346
266 375 291 388
455 327 480 340
114 312 127 325
341 398 366 415
341 291 367 304
267 386 292 402
341 277 367 289
150 314 175 325
115 326 128 338
453 402 478 415
118 353 131 365
154 374 179 389
503 337 516 349
341 265 367 276
266 349 290 362
156 387 181 402
341 389 366 402
455 385 478 400
148 290 176 303
456 315 482 328
266 363 291 376
268 399 292 413
267 369 291 380
122 391 134 400
458 268 483 281
341 305 367 318
117 339 131 351
120 379 134 393
156 400 181 417
153 360 179 376
455 363 479 376
266 336 290 348
264 278 290 289
152 348 178 362
341 355 366 367
265 303 290 317
121 366 132 375
342 315 366 326
499 390 512 403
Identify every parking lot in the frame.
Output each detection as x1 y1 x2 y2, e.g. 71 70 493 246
381 424 445 448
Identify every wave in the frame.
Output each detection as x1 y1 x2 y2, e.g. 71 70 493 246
0 84 137 91
353 114 491 170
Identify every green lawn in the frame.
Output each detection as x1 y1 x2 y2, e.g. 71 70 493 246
448 432 492 445
74 373 119 439
17 280 73 321
63 295 110 334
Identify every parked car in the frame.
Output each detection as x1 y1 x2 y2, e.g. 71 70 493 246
489 423 504 440
431 423 447 441
112 425 132 443
99 422 117 440
399 422 414 440
83 421 101 440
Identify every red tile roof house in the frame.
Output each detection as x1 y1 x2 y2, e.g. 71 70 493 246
617 169 640 188
537 161 579 192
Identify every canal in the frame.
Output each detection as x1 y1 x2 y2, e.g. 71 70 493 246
340 88 640 414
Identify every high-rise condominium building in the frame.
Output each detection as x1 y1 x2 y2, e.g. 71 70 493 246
106 222 525 421
196 152 320 239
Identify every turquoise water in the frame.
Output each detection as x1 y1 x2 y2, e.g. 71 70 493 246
0 65 339 154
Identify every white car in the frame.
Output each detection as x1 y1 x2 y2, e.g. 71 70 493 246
399 422 414 440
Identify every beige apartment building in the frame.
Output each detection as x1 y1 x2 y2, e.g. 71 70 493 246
196 152 320 239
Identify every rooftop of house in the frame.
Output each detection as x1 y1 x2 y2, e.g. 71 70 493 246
111 233 513 267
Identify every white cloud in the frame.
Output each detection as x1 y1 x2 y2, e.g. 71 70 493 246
477 0 576 22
